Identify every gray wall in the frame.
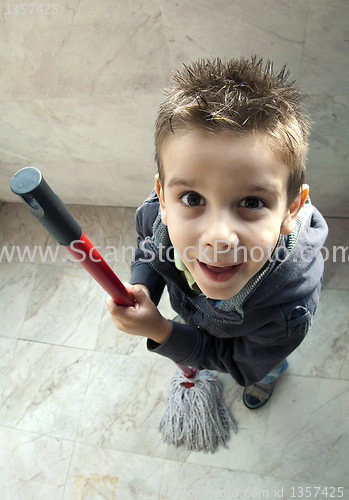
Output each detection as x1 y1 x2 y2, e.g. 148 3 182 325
1 0 348 216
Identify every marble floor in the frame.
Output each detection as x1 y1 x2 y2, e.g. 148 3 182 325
0 202 348 500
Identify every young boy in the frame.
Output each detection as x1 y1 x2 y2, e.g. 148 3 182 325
106 57 328 409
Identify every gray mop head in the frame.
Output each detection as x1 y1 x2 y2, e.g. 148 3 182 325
159 368 237 453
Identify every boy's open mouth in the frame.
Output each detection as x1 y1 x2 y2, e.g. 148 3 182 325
198 261 243 282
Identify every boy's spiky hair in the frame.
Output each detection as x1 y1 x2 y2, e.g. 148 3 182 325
155 57 310 206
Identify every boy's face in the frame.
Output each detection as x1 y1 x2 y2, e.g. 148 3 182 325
156 130 306 300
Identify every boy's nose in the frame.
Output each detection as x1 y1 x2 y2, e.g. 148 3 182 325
201 210 239 250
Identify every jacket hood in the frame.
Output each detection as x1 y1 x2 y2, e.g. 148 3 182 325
247 204 328 307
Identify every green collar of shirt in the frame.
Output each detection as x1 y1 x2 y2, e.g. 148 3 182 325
174 249 198 290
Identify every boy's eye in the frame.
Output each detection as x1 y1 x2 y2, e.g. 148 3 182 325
240 197 265 209
180 192 205 207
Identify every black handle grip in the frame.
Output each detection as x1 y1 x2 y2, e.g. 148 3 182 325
10 167 82 246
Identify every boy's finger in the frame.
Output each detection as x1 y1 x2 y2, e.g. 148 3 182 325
126 283 151 298
123 283 150 299
127 285 149 305
105 295 120 314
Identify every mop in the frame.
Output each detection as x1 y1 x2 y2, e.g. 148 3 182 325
160 364 237 452
10 166 237 453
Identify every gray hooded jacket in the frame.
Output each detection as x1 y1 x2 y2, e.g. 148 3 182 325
129 190 328 387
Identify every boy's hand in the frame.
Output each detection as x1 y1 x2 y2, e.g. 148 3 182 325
105 283 172 344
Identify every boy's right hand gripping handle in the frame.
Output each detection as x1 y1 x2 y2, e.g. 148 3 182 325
10 166 135 307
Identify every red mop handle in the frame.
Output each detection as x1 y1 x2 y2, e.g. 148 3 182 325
64 232 134 306
177 365 197 378
10 166 135 307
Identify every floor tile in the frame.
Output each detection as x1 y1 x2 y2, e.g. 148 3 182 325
96 306 154 357
111 206 138 275
0 337 17 399
44 204 127 269
63 443 163 500
0 427 73 500
0 199 129 285
0 340 93 440
0 203 49 264
19 264 105 349
322 218 349 290
0 262 39 338
0 203 128 270
184 375 349 486
96 285 176 356
76 352 175 457
1 201 348 499
160 460 349 500
287 289 349 379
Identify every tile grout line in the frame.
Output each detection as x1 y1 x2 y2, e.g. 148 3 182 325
60 349 98 500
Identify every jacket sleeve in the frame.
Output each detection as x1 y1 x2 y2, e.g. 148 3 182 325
129 193 166 306
147 312 309 387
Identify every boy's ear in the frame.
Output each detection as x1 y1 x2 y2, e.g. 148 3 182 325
280 184 309 235
155 174 168 226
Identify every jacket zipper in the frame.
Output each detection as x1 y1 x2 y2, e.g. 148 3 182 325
149 260 225 323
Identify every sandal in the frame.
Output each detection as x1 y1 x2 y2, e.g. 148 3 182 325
243 381 275 410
